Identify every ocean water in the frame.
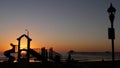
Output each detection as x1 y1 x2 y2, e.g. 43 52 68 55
0 52 120 62
0 53 7 62
61 52 120 62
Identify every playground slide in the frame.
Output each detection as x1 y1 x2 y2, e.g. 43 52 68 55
29 49 45 61
4 43 15 62
4 50 15 62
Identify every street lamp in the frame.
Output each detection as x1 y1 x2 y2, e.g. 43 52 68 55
107 3 116 63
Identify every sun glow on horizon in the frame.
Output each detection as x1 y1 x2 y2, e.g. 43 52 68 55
20 45 27 49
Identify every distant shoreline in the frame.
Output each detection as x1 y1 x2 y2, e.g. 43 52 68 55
0 52 120 63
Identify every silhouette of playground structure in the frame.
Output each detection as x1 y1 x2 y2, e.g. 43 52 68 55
4 34 61 63
2 34 120 68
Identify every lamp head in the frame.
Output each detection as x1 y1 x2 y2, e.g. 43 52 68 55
107 3 116 14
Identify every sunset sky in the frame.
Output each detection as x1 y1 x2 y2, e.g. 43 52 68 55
0 0 120 53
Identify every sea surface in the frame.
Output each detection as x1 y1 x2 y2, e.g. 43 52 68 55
0 52 120 62
61 52 120 62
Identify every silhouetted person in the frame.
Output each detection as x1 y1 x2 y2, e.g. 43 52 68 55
66 53 72 62
49 48 54 60
41 47 48 62
54 54 61 63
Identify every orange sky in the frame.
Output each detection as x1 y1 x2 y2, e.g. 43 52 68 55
0 33 120 53
0 0 120 53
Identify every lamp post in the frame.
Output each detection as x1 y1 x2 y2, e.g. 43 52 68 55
107 3 116 63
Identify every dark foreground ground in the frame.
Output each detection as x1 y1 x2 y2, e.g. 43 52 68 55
0 61 120 68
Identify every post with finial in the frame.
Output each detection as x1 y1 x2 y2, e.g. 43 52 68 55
25 29 29 37
107 3 116 64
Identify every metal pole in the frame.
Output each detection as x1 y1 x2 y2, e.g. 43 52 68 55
111 38 114 62
111 22 114 62
107 3 116 64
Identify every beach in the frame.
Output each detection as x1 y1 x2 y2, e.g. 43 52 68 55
1 52 120 62
0 52 120 68
0 61 120 68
